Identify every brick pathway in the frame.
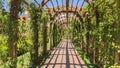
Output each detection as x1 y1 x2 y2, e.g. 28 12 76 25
42 39 87 68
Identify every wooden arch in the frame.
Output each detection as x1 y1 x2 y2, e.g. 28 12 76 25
40 0 86 28
22 0 106 28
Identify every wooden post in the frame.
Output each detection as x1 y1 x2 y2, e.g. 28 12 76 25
114 50 119 64
93 6 100 64
86 14 90 54
50 22 53 50
30 9 39 68
9 0 20 68
115 0 120 64
43 17 47 54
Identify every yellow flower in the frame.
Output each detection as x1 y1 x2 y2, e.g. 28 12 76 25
112 42 115 47
118 50 120 53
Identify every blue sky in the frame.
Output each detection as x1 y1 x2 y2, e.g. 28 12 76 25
2 0 9 10
2 0 86 11
44 0 86 8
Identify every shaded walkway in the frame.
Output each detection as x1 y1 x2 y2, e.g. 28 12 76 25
42 39 87 68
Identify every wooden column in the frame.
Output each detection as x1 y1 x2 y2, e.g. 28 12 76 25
29 9 39 68
9 0 20 67
93 6 99 64
50 22 53 50
81 21 84 51
115 0 120 64
43 17 47 54
86 14 90 54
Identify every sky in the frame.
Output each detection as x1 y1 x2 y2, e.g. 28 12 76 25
43 0 86 8
2 0 86 11
2 0 9 11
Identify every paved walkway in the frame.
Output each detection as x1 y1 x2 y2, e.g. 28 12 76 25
42 39 87 68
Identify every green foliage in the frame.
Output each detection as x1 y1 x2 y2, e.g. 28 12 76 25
69 0 120 67
0 35 8 64
109 65 120 68
53 24 62 47
74 44 94 68
17 20 32 56
17 52 31 68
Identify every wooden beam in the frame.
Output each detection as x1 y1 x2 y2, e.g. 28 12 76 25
71 0 74 10
22 0 31 7
96 0 105 7
44 5 80 13
62 0 64 10
50 0 55 12
41 0 50 7
79 0 85 12
56 0 59 10
75 0 80 11
34 0 39 6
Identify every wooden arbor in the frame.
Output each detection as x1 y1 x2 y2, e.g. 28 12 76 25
8 0 120 68
40 0 120 65
8 0 94 67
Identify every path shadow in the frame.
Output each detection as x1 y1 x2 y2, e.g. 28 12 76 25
40 39 89 68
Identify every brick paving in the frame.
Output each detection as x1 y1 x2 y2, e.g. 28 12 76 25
42 39 87 68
